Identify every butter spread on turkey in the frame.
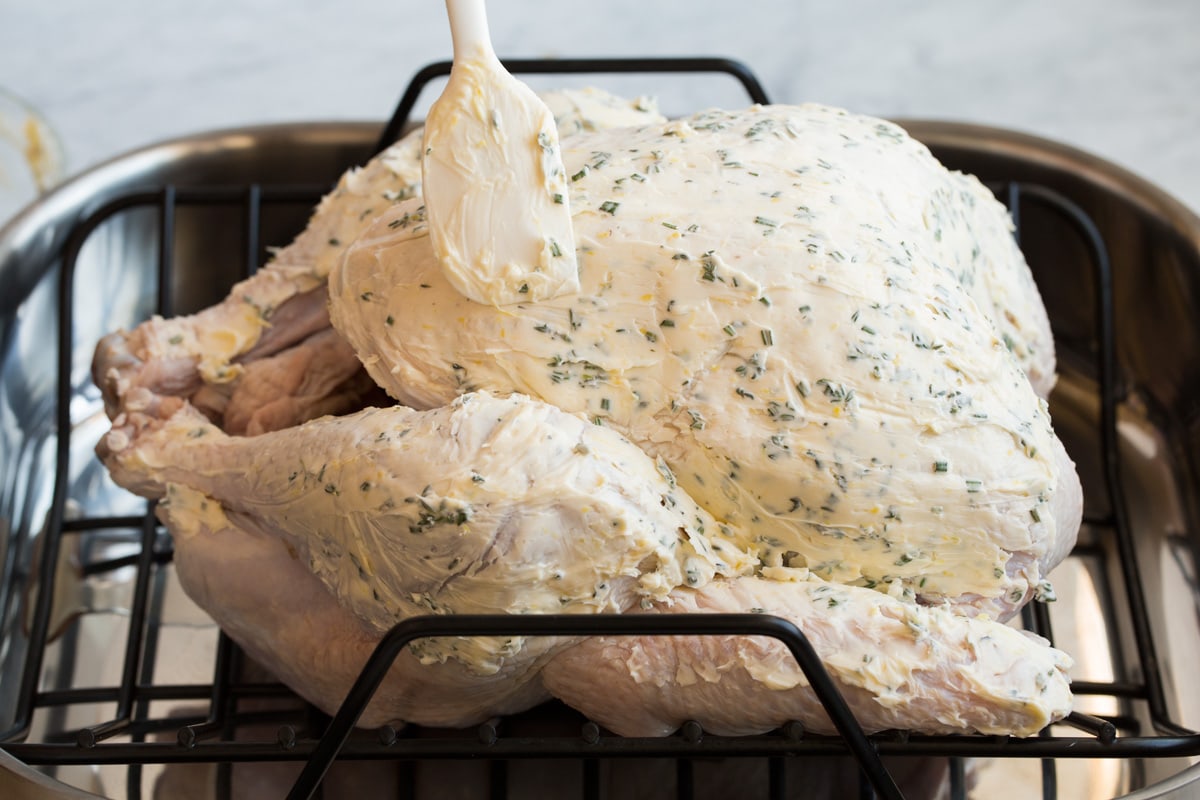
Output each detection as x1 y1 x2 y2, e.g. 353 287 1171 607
103 396 1072 733
117 392 753 671
330 103 1077 618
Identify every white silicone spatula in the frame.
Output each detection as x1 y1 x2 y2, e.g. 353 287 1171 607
421 0 579 307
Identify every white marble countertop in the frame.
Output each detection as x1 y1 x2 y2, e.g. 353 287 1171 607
2 0 1198 221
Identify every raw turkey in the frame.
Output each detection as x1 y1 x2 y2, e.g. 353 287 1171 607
93 90 1081 738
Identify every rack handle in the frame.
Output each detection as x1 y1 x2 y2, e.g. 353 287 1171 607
374 55 772 154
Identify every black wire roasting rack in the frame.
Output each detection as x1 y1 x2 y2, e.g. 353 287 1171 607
2 57 1199 800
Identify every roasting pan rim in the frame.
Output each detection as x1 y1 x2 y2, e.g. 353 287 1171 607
3 115 1200 800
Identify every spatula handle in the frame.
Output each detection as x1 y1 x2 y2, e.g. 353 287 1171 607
445 0 496 62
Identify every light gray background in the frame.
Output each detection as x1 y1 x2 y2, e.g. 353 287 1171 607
3 0 1198 212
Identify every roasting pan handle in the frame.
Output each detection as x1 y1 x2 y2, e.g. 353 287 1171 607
374 56 772 154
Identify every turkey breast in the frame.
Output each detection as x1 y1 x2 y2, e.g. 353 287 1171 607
330 103 1080 620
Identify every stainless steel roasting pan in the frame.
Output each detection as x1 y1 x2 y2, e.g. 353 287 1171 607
2 59 1200 799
